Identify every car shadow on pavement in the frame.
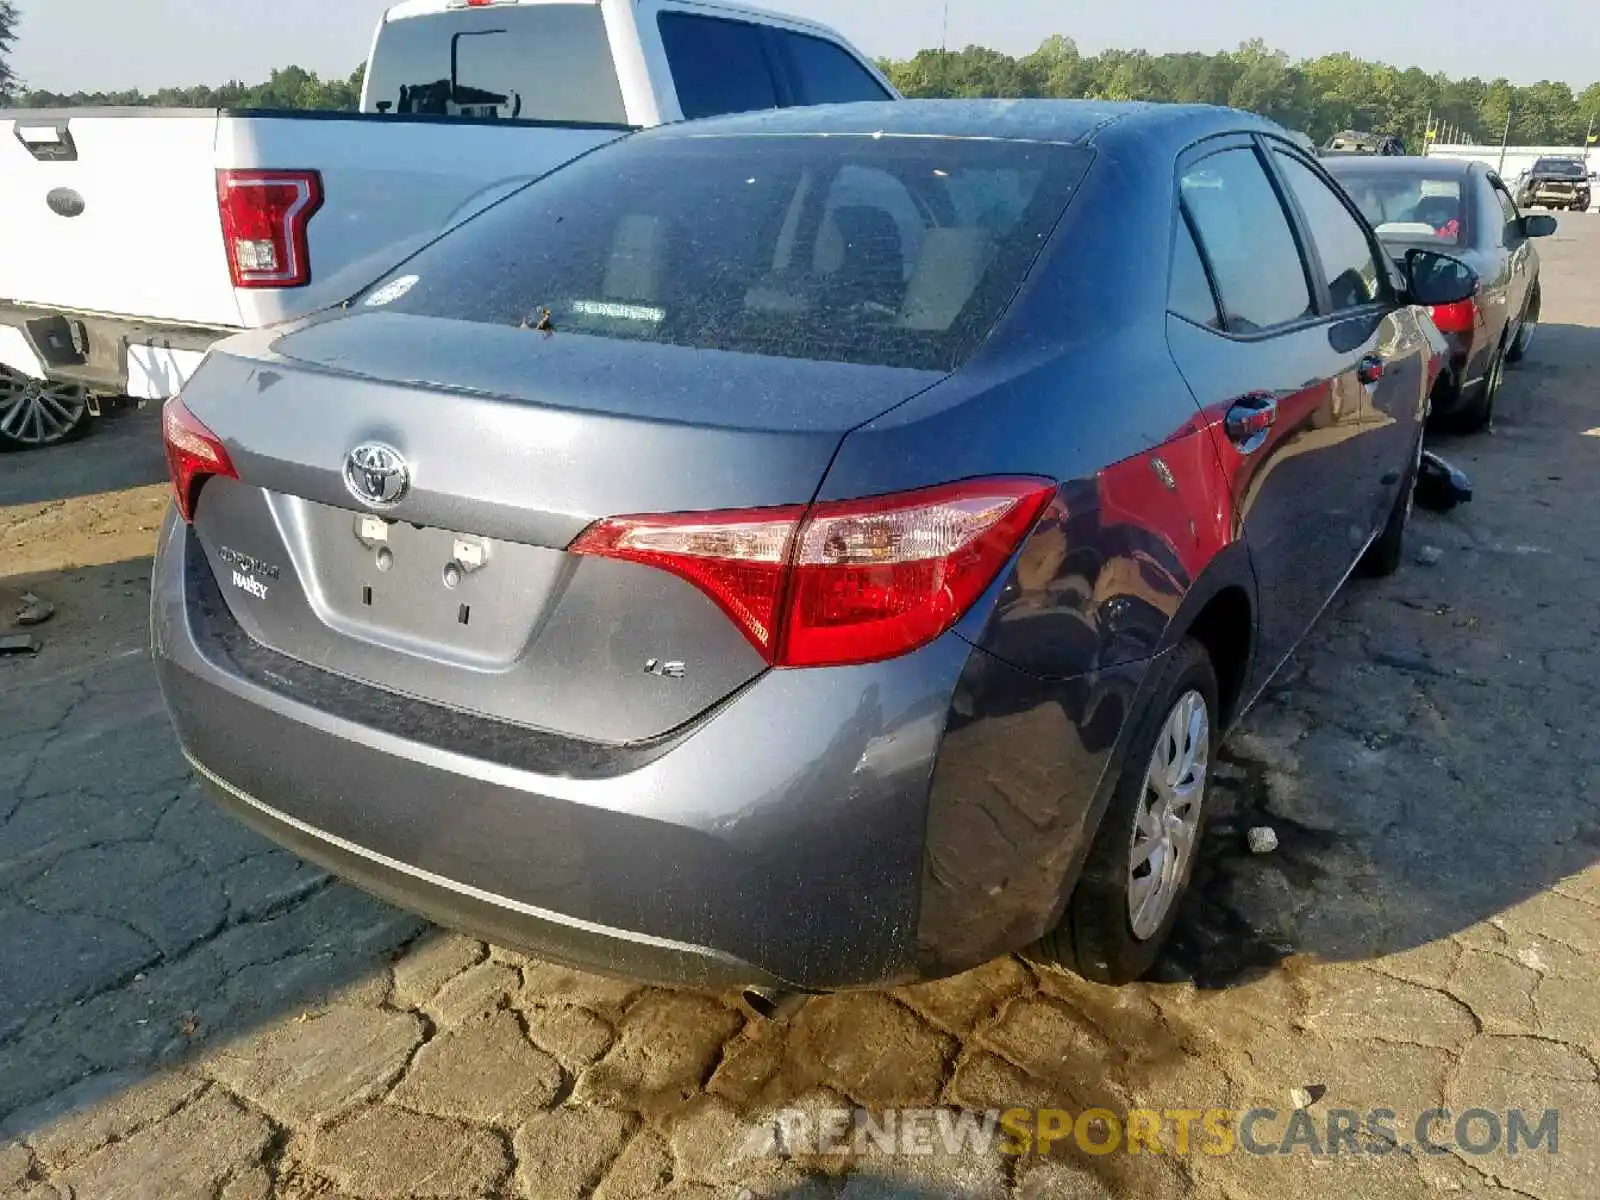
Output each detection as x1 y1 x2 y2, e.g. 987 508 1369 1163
0 554 429 1133
1160 321 1600 989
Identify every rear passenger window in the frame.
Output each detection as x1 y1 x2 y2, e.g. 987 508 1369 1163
1169 215 1221 329
1181 148 1314 334
658 13 779 120
1273 151 1386 310
772 31 892 105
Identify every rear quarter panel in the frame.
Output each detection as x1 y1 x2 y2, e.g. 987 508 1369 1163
822 122 1247 683
823 121 1261 975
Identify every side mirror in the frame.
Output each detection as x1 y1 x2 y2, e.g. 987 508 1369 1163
1522 214 1558 238
1403 249 1479 307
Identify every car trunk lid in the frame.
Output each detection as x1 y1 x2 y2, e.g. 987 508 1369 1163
180 312 946 743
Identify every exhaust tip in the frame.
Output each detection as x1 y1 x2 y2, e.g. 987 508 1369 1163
741 986 809 1023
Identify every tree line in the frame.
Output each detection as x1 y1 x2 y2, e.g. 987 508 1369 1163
3 23 1598 150
8 64 367 113
882 38 1600 148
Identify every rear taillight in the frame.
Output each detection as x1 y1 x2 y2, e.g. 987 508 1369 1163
1428 296 1479 336
162 395 236 522
568 504 803 654
571 478 1056 668
216 169 323 289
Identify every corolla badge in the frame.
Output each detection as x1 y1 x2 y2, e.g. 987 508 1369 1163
46 187 85 218
344 443 410 509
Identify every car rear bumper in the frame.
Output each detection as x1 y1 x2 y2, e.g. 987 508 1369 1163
0 301 227 397
187 753 792 989
153 513 1138 991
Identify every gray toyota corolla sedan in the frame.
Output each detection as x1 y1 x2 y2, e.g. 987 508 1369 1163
153 101 1458 1001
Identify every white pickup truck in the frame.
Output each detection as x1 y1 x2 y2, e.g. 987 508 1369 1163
0 0 895 448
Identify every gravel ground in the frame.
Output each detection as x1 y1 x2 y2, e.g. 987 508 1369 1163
2 216 1599 1200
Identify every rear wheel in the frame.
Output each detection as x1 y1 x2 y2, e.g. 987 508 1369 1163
1507 286 1540 363
0 368 91 450
1361 426 1424 578
1028 638 1218 985
1454 338 1505 433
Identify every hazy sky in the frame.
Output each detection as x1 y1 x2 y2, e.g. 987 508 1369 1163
10 0 1599 93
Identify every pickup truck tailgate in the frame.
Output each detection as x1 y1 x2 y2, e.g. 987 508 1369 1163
0 110 242 328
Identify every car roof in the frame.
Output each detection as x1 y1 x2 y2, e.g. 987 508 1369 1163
1322 155 1475 177
641 99 1284 152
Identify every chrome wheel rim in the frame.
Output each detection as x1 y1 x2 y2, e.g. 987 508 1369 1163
0 370 88 447
1518 316 1537 355
1128 689 1210 941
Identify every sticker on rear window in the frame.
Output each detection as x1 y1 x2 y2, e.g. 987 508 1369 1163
365 275 420 307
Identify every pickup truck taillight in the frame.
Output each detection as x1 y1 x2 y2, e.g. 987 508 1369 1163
216 170 324 289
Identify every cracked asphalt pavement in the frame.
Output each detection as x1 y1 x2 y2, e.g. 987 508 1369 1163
3 218 1600 1199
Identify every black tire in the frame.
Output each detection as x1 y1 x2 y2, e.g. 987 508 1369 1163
1027 638 1219 985
1453 337 1505 433
1360 426 1423 578
1506 286 1540 364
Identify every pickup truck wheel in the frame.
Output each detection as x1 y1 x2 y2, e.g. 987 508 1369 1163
0 369 91 450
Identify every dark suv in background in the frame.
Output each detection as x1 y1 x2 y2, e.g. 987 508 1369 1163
1517 157 1593 212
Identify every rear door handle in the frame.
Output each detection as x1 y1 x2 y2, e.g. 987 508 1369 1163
1358 355 1386 386
1224 393 1277 451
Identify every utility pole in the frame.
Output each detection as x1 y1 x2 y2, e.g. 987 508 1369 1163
1497 105 1513 176
938 0 950 98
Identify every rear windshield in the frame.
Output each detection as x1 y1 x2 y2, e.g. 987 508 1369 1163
1331 171 1466 245
363 4 628 125
1531 159 1585 178
357 134 1092 370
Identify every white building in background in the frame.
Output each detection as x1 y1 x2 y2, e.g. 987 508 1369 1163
1426 144 1599 211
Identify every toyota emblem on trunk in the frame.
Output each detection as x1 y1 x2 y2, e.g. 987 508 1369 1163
344 443 410 508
